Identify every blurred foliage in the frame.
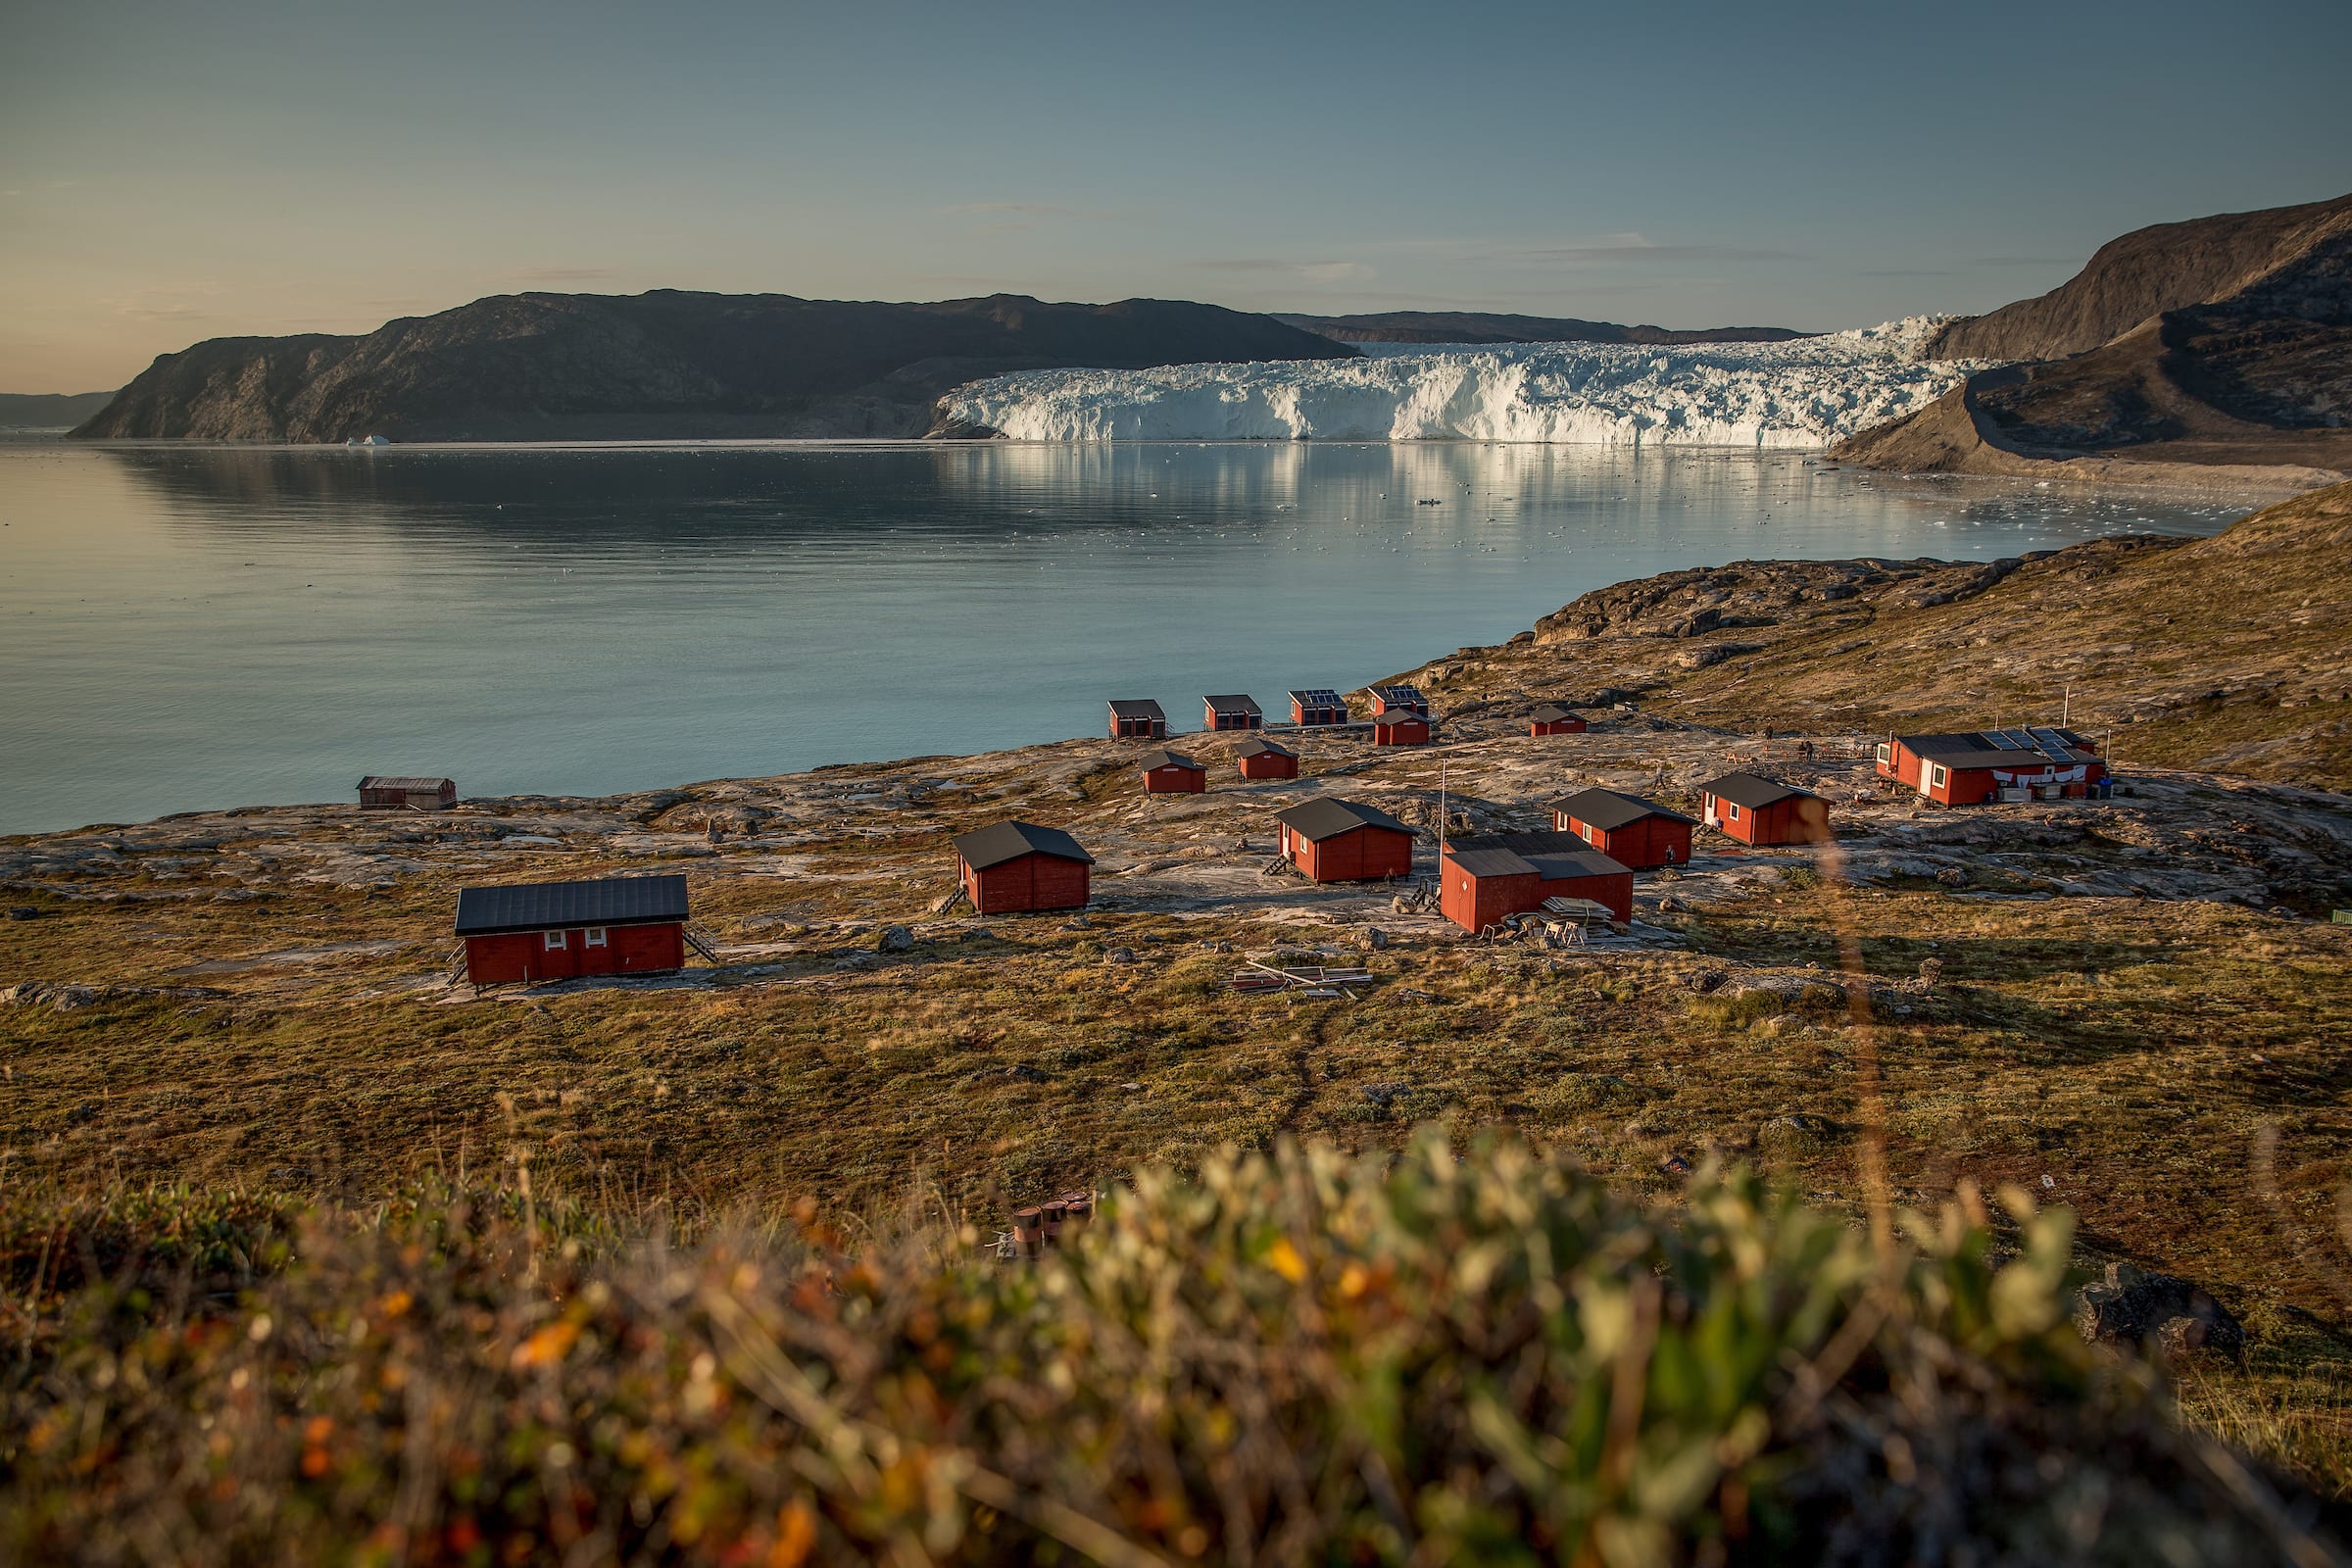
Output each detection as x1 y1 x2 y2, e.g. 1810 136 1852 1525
0 1133 2336 1565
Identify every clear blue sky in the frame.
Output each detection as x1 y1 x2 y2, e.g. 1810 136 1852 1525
3 0 2346 390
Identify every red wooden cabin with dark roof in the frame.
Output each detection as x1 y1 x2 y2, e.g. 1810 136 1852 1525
1549 788 1696 869
1233 736 1299 779
1273 799 1414 882
1370 710 1430 747
360 775 457 810
953 820 1094 914
1368 684 1429 716
1107 700 1167 739
1440 833 1632 931
1527 704 1587 737
1875 728 2105 806
1139 748 1207 794
1288 688 1348 726
454 874 689 985
1202 694 1263 731
1699 772 1830 847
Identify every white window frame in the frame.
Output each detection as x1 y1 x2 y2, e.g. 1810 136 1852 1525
1727 802 1741 821
1876 742 1892 766
1930 763 1949 790
584 927 608 948
543 929 567 950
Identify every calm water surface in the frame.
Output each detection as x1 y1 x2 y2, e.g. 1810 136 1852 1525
0 441 2267 834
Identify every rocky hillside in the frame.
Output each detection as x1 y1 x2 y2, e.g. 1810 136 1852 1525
1401 479 2352 792
72 292 1359 442
1836 195 2352 483
0 390 116 429
1275 310 1806 346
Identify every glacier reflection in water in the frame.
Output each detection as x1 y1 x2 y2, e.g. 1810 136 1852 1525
0 441 2260 833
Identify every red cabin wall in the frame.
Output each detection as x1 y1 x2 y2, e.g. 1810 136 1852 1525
1529 718 1586 737
965 854 1091 914
1237 753 1298 780
1289 825 1412 883
463 922 684 985
1111 716 1166 739
1443 866 1540 931
1204 709 1262 731
1556 812 1690 869
1372 719 1429 748
1143 766 1206 795
1709 795 1829 847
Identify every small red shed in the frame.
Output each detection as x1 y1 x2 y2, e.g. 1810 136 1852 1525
1203 694 1264 731
1700 772 1830 847
454 873 689 985
1875 728 2107 807
1527 705 1587 737
1549 788 1697 869
360 775 457 810
1289 688 1348 727
1273 798 1415 882
1368 684 1430 716
1139 748 1208 794
1108 700 1167 740
1370 710 1431 747
1440 833 1633 931
953 820 1095 914
1234 736 1299 780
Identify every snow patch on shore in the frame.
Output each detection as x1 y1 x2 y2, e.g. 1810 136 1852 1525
941 318 1996 447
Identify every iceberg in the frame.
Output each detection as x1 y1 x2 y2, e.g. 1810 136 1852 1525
938 318 1996 447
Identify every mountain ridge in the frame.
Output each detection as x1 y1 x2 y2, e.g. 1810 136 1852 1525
72 291 1360 443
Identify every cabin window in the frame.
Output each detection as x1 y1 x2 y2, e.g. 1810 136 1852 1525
584 927 608 948
1930 763 1949 790
1727 802 1741 820
543 929 566 951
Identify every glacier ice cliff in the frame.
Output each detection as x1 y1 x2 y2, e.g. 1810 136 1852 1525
938 318 1997 447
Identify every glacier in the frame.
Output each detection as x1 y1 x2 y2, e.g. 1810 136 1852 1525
938 318 1997 447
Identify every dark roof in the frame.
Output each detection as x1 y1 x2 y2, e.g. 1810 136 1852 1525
1448 831 1628 881
1139 748 1204 772
1548 787 1698 830
1371 710 1428 728
1288 688 1344 707
1897 731 2092 769
1203 694 1262 713
1107 699 1166 721
952 819 1095 871
360 775 453 791
454 874 688 936
1700 772 1813 811
1274 797 1413 841
1529 704 1580 723
1234 736 1296 759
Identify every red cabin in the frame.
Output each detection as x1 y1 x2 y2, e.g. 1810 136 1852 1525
1700 772 1830 847
1203 694 1263 731
1440 834 1632 931
1139 748 1208 794
1108 700 1167 740
1527 705 1587 737
1289 688 1348 726
953 820 1094 914
360 775 457 810
1368 684 1430 716
455 873 689 985
1273 798 1415 883
1370 710 1431 747
1549 788 1697 869
1234 736 1299 780
1875 728 2107 807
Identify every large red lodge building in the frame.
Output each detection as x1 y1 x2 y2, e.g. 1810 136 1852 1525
1876 728 2105 806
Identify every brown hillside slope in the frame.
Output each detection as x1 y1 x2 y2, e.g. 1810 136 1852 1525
1399 480 2352 790
1929 193 2352 363
1838 196 2352 484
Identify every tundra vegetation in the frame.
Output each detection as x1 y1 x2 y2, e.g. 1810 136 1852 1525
4 484 2352 1561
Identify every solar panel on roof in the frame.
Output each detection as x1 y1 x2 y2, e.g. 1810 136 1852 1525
1984 730 2029 750
2026 727 2073 752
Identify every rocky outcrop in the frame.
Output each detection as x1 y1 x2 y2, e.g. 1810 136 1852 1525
1837 194 2352 484
73 292 1358 443
1530 556 2035 645
2074 1262 2245 1361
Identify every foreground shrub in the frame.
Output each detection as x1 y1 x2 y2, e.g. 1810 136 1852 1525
0 1134 2337 1565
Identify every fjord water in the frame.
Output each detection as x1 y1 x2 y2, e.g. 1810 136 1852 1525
0 441 2251 835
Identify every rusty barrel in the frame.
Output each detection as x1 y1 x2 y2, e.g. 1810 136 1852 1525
1011 1206 1044 1257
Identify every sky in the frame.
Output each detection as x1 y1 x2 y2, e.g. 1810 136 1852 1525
2 0 2347 392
